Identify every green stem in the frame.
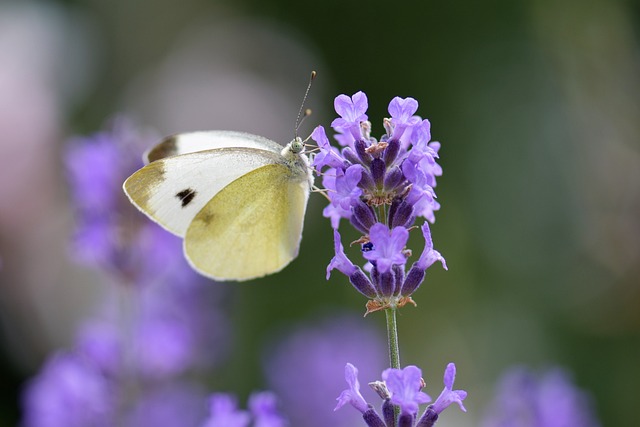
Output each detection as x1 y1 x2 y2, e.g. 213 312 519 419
385 308 401 369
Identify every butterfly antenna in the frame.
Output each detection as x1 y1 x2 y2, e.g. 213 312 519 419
295 70 317 138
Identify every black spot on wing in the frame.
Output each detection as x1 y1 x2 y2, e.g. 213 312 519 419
176 188 197 207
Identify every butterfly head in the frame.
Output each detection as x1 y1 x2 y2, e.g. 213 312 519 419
290 136 305 154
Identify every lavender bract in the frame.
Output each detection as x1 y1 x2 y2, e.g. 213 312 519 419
314 92 446 313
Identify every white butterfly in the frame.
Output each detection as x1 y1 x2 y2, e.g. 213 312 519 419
123 130 313 281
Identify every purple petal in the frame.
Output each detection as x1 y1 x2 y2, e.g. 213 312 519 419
443 363 456 389
335 363 368 413
363 224 409 273
382 366 431 415
417 224 447 271
327 230 357 279
311 126 345 170
431 363 467 415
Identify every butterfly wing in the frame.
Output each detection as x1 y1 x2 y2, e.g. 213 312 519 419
184 163 310 281
123 148 284 236
145 131 284 163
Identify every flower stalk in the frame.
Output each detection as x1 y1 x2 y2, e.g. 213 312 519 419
385 308 401 370
320 92 467 426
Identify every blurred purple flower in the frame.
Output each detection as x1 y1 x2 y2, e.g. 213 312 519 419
123 384 208 427
64 116 200 288
264 315 386 427
132 312 195 379
202 392 287 427
202 394 250 427
22 352 115 427
249 391 287 427
22 117 231 426
480 367 601 427
75 320 121 375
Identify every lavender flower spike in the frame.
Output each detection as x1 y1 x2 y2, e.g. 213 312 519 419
314 92 446 311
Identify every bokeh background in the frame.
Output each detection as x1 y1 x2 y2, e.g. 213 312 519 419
1 0 639 425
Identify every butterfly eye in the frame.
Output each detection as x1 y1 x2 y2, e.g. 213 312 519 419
290 137 304 153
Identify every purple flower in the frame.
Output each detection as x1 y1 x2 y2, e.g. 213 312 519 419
322 165 364 229
382 366 431 416
249 392 287 427
337 363 467 427
430 363 467 414
202 394 251 427
331 91 369 146
388 96 421 142
265 315 386 427
123 384 207 427
415 224 447 271
327 230 358 279
335 363 369 413
327 230 378 298
401 224 447 297
480 367 601 427
22 117 231 427
362 223 409 274
75 321 121 374
333 165 365 210
313 93 446 311
311 126 345 170
132 313 195 379
22 352 114 427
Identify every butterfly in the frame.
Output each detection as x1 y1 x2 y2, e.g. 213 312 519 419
123 130 313 281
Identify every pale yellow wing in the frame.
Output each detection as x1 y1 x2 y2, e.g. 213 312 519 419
123 148 283 237
184 163 310 281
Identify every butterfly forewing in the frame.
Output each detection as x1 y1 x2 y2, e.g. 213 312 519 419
145 131 284 163
123 148 285 236
184 163 310 281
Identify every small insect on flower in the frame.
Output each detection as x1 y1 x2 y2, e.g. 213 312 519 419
123 73 318 281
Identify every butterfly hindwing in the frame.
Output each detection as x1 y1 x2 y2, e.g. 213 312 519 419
183 163 310 281
123 148 284 236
